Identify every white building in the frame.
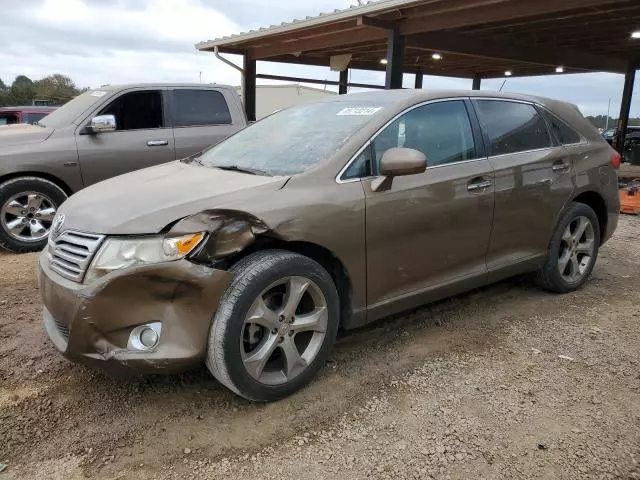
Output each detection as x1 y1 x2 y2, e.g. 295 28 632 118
236 84 336 119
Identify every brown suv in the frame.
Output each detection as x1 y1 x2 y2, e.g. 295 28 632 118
38 90 620 401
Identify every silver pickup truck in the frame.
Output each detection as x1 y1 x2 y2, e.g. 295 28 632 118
0 83 247 252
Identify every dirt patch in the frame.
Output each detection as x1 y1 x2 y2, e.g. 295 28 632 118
0 217 639 479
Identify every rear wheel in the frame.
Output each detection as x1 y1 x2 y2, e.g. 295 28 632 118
0 177 67 253
538 202 600 293
206 250 340 402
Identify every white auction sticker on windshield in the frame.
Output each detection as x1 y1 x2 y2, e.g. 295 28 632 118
336 107 383 116
90 90 107 97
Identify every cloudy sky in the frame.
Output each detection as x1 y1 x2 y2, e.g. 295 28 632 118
1 0 639 118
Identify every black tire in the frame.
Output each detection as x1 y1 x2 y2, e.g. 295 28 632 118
206 250 340 402
0 177 67 253
538 202 600 293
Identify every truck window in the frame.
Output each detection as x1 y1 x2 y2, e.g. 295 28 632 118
23 112 49 124
99 90 164 131
171 89 232 127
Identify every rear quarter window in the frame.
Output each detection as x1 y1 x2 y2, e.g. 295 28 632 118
540 110 582 145
172 89 232 127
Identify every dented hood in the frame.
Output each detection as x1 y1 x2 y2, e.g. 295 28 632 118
0 123 54 146
59 161 289 234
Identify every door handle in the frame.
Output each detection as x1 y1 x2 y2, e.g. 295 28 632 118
467 179 492 191
147 140 168 147
552 161 570 172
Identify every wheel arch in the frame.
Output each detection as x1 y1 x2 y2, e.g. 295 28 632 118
0 171 73 196
231 236 353 328
571 190 607 244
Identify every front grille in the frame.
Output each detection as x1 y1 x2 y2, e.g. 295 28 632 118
48 230 105 282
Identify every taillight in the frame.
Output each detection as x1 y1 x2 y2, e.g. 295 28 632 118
610 151 621 169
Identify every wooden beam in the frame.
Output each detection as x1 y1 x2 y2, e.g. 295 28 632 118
255 73 386 90
339 69 348 95
243 56 256 122
472 74 481 90
406 31 628 73
614 64 636 152
399 0 626 36
385 30 405 89
249 27 385 59
356 15 397 30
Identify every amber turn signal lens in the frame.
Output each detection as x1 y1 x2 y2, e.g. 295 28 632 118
175 233 204 254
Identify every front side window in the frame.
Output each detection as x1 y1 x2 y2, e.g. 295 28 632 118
172 89 231 127
99 90 163 131
372 100 476 168
475 100 551 156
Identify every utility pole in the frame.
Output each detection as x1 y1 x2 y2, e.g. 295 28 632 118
199 71 202 83
605 98 611 130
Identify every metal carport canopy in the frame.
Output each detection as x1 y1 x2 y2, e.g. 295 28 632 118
196 0 640 148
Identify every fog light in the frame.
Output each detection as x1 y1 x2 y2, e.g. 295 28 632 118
140 328 159 348
128 322 161 351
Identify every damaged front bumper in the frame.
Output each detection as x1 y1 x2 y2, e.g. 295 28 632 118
38 251 232 374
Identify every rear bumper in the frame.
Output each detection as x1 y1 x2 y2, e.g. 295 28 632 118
38 252 232 374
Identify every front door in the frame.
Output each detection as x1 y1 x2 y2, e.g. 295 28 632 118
472 99 575 272
76 89 175 186
363 99 494 318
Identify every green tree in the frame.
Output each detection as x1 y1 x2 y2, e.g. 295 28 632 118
9 75 37 105
36 74 82 104
0 77 9 107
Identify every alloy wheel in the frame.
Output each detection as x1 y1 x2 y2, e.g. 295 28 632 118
241 276 328 386
557 216 596 284
0 191 58 242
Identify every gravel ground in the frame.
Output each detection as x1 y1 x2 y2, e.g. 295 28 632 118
0 216 639 480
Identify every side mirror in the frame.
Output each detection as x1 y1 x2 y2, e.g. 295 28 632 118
380 147 427 176
89 114 116 133
372 148 427 192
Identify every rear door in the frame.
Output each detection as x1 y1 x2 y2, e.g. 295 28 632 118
361 99 494 317
169 87 242 159
472 99 575 274
76 88 175 186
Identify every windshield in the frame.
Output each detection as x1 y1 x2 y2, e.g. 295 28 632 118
38 89 112 129
197 101 385 176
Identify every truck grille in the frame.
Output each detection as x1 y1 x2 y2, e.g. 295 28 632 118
48 231 105 282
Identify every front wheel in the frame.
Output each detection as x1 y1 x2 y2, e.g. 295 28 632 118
0 177 67 253
206 250 340 402
538 202 600 293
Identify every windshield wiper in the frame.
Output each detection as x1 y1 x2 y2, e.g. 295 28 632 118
215 165 270 176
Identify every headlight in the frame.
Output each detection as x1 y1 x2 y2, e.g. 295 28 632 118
85 233 204 283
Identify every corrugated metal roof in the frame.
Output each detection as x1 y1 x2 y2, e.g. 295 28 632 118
195 0 421 51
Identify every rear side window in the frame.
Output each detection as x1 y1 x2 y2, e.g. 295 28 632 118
475 100 551 156
541 110 582 145
172 89 231 127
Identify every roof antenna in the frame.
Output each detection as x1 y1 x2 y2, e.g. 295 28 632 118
499 79 507 92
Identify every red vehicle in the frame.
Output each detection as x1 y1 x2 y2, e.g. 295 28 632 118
0 106 56 125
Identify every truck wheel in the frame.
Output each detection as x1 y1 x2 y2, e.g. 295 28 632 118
537 202 600 293
206 250 340 402
0 177 67 253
